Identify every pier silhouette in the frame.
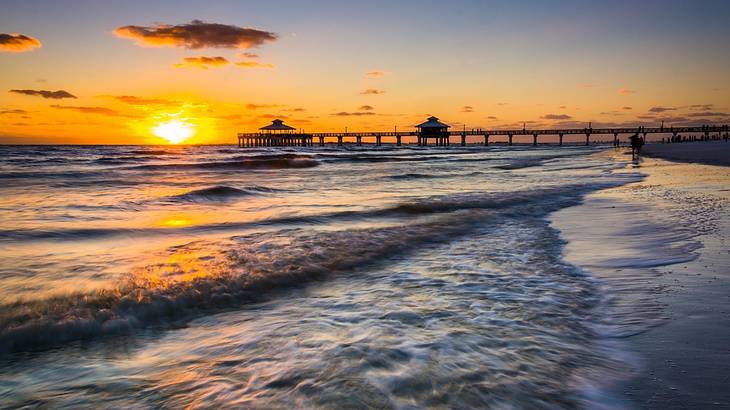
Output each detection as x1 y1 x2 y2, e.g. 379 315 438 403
238 117 729 148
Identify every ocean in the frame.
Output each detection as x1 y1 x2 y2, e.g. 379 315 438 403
0 144 707 408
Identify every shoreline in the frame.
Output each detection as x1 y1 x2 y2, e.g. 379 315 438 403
552 150 730 408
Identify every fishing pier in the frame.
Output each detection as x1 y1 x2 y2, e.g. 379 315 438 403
238 116 729 148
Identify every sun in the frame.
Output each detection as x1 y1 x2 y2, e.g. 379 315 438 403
153 119 194 144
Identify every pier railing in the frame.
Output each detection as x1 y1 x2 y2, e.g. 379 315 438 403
238 125 729 147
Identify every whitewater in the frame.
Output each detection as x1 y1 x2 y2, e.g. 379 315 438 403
0 144 704 408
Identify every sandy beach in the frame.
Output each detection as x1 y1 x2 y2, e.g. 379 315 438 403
553 144 730 408
642 141 730 167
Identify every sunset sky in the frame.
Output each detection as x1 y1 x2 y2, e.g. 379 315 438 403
1 0 729 144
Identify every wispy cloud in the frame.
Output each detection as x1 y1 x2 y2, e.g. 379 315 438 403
621 106 632 110
0 108 28 115
688 104 714 111
541 114 572 120
50 105 118 115
0 33 41 52
365 70 386 78
175 56 229 69
246 103 282 110
9 89 77 99
110 95 177 105
460 105 474 113
361 88 385 95
239 52 259 59
235 61 274 69
648 106 676 113
331 111 376 116
617 88 636 95
114 20 278 49
358 105 374 111
687 111 729 117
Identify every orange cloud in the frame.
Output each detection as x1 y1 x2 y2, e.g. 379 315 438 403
618 88 636 95
50 105 119 115
0 33 41 52
114 20 278 49
235 61 274 69
361 88 385 95
175 56 229 69
460 105 474 113
9 89 77 99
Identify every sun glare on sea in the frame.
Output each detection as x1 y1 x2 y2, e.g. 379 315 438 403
153 119 194 144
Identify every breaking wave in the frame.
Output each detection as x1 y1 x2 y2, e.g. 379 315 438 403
0 181 638 354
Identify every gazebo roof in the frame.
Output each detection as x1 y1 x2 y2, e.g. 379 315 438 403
415 116 450 129
259 119 296 131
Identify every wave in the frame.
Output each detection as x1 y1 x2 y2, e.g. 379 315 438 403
0 179 640 243
129 154 319 171
165 185 279 203
0 180 643 354
385 171 484 180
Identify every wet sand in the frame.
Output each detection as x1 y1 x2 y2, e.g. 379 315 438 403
642 141 730 167
553 152 730 408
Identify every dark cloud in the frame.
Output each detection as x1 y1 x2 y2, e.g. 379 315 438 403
687 111 729 117
331 111 376 116
50 105 119 115
114 20 278 49
621 106 632 110
541 114 572 120
361 88 385 95
0 33 42 52
648 106 676 113
239 52 259 58
283 107 306 112
637 115 656 120
487 116 498 120
175 56 229 69
460 105 474 113
9 89 77 99
358 105 374 111
235 61 274 69
559 105 567 109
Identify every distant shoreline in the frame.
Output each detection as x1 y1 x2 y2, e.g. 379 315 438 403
642 141 730 167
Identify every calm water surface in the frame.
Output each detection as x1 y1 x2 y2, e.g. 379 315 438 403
0 144 652 408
